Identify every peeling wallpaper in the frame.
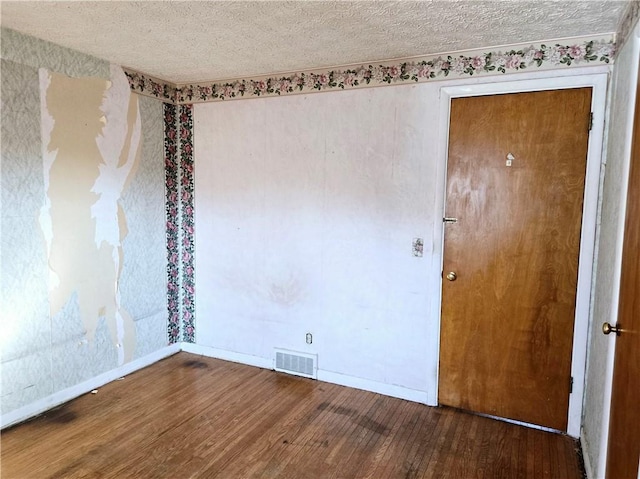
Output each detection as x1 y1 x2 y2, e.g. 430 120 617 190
39 66 141 365
0 29 166 416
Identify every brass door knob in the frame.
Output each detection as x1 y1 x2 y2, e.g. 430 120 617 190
446 272 457 282
602 322 621 336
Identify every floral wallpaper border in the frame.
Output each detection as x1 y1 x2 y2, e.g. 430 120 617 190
179 105 195 343
617 0 640 49
125 70 178 103
125 36 615 105
164 103 181 344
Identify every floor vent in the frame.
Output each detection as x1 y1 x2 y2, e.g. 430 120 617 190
274 349 317 379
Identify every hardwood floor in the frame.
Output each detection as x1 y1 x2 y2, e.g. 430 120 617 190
1 353 584 478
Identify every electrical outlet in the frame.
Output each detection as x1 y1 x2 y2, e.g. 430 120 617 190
306 333 313 344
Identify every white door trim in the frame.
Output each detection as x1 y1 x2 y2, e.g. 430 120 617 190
433 71 609 438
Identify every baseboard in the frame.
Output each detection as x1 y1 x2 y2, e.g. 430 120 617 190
581 430 595 479
182 344 430 405
181 343 273 370
317 369 430 405
0 343 181 429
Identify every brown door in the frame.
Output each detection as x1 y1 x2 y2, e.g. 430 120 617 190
439 88 592 431
605 74 640 479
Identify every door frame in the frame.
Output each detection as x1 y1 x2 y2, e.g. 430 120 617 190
432 71 609 437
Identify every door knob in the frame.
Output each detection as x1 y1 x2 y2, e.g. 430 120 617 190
446 272 457 282
602 322 621 336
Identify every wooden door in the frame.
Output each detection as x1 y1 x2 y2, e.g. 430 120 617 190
605 74 640 479
439 88 592 431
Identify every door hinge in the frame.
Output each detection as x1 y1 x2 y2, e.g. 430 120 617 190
570 376 574 394
589 112 593 131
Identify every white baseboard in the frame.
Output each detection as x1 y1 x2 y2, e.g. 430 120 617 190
581 429 595 479
182 344 430 404
1 343 180 429
181 343 273 370
317 369 430 404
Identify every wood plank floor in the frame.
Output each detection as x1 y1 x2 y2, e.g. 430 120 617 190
1 353 585 478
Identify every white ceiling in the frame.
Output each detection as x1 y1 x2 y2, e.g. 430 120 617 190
0 1 630 84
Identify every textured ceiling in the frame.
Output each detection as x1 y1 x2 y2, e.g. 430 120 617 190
0 1 630 84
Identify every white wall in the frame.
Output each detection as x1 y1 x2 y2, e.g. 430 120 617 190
582 25 640 479
195 84 442 402
194 67 610 411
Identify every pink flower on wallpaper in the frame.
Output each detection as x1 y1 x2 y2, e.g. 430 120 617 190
167 221 176 230
183 251 191 262
569 45 585 58
168 282 177 291
506 55 522 69
388 66 400 77
169 207 178 217
169 253 178 263
181 190 191 201
184 310 192 320
180 127 190 139
343 73 356 86
440 61 451 71
183 144 193 154
185 224 194 234
184 205 193 216
185 266 194 276
223 85 234 97
533 50 544 60
279 80 291 92
168 191 178 203
471 56 486 69
417 65 432 78
255 80 267 91
318 74 329 85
